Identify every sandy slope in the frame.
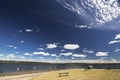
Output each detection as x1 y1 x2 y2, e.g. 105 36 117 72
0 72 45 80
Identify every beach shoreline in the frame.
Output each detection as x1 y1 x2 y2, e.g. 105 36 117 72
0 72 45 80
0 69 120 80
0 70 54 80
0 70 53 76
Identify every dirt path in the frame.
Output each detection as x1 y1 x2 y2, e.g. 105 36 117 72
0 72 45 80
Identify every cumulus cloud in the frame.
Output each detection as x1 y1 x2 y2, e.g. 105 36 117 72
33 51 50 56
64 44 80 50
24 53 32 56
57 0 120 29
96 52 108 57
72 54 87 58
82 48 94 53
108 40 120 44
115 34 120 39
47 43 57 49
60 52 72 56
7 54 17 58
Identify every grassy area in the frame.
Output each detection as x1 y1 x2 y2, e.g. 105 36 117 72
32 69 120 80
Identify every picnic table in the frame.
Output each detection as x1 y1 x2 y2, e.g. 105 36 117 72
58 72 69 77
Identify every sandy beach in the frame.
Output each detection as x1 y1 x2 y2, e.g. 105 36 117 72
0 72 46 80
0 69 120 80
32 69 120 80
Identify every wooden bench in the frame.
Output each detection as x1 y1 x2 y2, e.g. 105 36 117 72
58 72 69 77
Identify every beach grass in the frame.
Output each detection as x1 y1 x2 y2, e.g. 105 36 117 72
32 69 120 80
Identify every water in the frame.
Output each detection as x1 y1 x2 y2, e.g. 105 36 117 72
0 62 120 73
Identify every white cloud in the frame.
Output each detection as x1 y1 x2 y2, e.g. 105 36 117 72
40 45 43 47
72 54 87 58
114 48 120 53
108 40 120 44
60 52 72 56
64 44 80 50
75 24 91 29
7 54 16 58
115 34 120 39
15 52 19 54
115 49 120 52
51 54 57 57
13 47 17 49
110 58 117 62
20 56 25 59
96 52 108 57
82 48 94 53
25 29 33 32
6 45 17 49
98 57 108 60
33 51 50 56
61 49 65 52
0 54 4 57
37 48 44 50
57 0 120 29
6 45 14 48
38 57 44 59
75 25 87 28
24 53 32 56
47 43 57 49
20 40 24 43
108 34 120 44
98 57 117 62
71 57 75 60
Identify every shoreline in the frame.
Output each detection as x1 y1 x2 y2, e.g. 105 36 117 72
0 68 120 76
0 70 52 76
0 72 46 80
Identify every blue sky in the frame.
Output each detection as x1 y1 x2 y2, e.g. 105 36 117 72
0 0 120 63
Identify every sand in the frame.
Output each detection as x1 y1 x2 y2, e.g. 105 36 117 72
1 69 120 80
33 69 120 80
0 72 46 80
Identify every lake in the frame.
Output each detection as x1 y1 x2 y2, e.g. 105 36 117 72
0 62 120 73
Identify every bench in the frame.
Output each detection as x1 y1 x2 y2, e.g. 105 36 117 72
58 72 69 77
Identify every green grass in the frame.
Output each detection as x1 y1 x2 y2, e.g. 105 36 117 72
32 69 120 80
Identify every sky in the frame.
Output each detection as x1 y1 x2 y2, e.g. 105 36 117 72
0 0 120 63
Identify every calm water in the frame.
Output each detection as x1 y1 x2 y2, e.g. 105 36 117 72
0 63 120 73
